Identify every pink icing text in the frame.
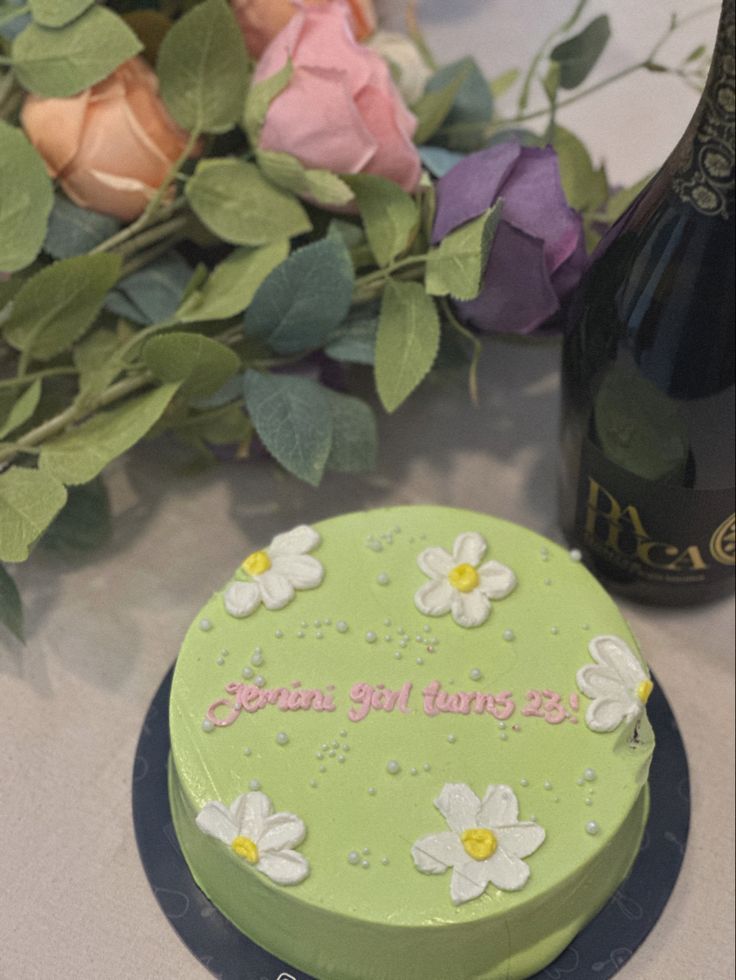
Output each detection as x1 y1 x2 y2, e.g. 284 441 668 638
207 681 336 728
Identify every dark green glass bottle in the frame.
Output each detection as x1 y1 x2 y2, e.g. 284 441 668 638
558 0 735 605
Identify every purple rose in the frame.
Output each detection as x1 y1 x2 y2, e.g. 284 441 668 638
432 142 588 334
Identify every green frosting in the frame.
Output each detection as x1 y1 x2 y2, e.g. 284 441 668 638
169 506 654 980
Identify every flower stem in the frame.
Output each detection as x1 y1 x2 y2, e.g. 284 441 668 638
0 366 77 390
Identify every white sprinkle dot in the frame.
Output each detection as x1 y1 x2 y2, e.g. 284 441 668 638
386 760 401 775
586 821 600 835
570 549 583 562
348 851 360 865
202 719 214 732
336 621 349 633
276 732 289 746
249 779 261 791
365 631 378 644
503 629 515 642
447 734 457 744
199 619 213 632
584 768 597 782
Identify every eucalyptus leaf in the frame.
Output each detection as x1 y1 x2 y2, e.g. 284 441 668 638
325 312 378 365
105 253 191 325
490 68 520 98
29 0 94 29
375 280 440 414
245 239 354 355
0 379 41 440
0 120 54 273
12 7 142 97
425 57 493 150
0 465 68 563
44 194 120 260
0 563 24 642
186 158 311 246
549 15 611 90
177 241 289 323
425 202 502 301
143 333 239 398
413 66 467 146
242 370 332 486
157 0 249 134
344 174 419 269
257 151 354 209
325 390 377 474
2 253 122 362
39 382 180 485
42 478 111 553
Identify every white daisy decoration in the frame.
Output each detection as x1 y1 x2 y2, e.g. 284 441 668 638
576 635 654 734
196 790 310 886
411 783 545 906
223 524 324 618
414 532 516 628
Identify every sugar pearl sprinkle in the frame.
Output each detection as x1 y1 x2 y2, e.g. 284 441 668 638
276 732 289 746
202 719 214 732
586 821 600 836
199 619 213 632
386 760 401 775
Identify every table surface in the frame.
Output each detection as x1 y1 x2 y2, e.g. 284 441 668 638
1 2 733 979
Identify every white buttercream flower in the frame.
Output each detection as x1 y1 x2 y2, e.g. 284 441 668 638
414 532 516 628
412 783 545 905
196 790 309 886
366 30 433 105
224 525 323 618
576 635 654 734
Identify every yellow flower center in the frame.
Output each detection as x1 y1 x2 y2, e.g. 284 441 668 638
231 836 259 864
448 563 480 593
242 550 271 577
636 679 654 705
461 827 498 861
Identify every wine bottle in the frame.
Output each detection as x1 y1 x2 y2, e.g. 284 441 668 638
558 0 735 605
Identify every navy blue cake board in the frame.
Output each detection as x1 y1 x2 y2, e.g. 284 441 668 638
132 667 690 980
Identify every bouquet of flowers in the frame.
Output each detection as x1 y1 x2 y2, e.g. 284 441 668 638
0 0 711 639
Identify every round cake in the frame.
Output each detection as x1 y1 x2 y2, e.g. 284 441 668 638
168 505 655 980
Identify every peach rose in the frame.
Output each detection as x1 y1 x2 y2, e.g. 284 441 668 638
21 57 196 222
254 1 421 194
232 0 376 60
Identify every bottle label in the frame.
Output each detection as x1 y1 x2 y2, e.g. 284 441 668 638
575 437 735 588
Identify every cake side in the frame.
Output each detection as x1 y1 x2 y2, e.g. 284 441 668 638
168 505 655 979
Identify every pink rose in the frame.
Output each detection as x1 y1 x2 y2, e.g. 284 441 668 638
21 57 197 222
232 0 376 60
254 0 421 194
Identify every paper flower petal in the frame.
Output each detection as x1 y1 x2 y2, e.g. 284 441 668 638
223 581 261 618
452 532 487 566
451 588 491 628
196 801 237 845
434 783 482 834
257 849 310 886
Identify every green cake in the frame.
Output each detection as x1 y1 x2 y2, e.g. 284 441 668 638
168 506 655 979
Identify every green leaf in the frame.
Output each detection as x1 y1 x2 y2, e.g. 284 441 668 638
143 332 239 398
0 563 24 642
176 241 289 322
12 7 142 97
186 158 311 246
257 151 354 209
245 239 354 355
542 61 561 104
413 66 467 145
424 57 494 151
0 379 41 440
425 202 502 301
105 253 191 326
0 466 67 562
157 0 249 134
490 68 520 98
549 15 611 90
325 310 378 365
343 174 419 269
2 253 122 362
375 280 441 413
553 125 608 212
39 382 180 485
243 60 292 143
73 329 124 402
0 121 54 273
42 478 111 553
242 370 331 486
325 390 377 474
29 0 94 28
44 194 120 260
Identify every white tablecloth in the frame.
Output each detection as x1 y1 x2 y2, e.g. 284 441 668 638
1 2 733 978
